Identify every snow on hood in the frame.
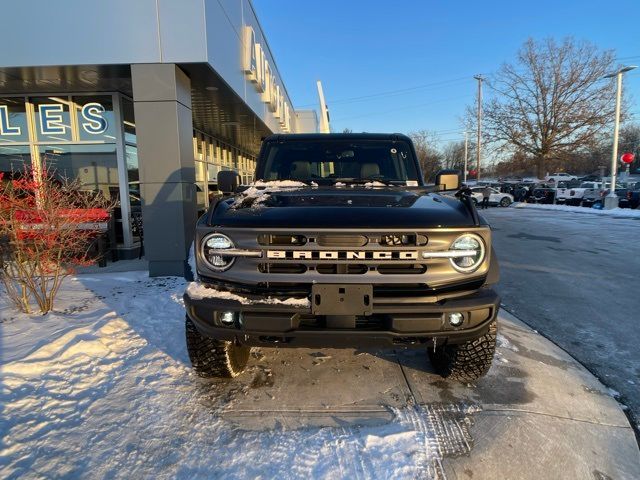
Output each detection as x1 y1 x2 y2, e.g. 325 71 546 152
185 282 310 307
230 180 315 209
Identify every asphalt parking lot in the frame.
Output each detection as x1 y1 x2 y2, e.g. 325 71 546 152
482 206 640 429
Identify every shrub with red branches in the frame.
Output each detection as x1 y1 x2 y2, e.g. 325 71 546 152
0 165 113 313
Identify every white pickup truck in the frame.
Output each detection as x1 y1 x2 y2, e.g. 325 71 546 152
545 172 578 183
556 182 601 206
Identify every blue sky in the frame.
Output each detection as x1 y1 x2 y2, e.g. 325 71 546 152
253 0 640 146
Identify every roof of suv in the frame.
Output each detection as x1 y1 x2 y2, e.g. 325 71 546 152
263 133 412 143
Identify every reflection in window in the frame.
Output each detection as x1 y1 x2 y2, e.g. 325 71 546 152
73 95 116 142
0 98 29 143
195 160 207 211
0 145 31 181
31 97 73 142
126 144 140 210
126 144 139 183
122 98 136 144
38 144 118 200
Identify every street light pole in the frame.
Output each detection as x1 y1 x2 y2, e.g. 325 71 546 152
463 131 468 183
603 65 637 209
474 75 483 182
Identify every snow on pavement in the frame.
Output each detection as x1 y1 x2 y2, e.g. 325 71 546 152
1 272 475 479
513 201 640 218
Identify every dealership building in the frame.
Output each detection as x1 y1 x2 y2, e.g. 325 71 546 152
0 0 319 276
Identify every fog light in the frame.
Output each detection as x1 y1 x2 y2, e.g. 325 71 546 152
219 311 235 326
448 312 464 327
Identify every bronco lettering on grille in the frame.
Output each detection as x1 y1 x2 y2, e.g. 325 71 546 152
266 250 419 260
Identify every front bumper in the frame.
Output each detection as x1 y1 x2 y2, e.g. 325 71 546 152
184 284 500 348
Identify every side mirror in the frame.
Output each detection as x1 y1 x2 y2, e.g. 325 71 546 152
217 170 240 194
435 169 461 191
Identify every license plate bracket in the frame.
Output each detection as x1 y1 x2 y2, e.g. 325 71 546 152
311 284 373 316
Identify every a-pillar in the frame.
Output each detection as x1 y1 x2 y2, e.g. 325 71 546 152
131 64 197 277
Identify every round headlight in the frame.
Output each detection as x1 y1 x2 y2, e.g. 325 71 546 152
201 233 235 271
449 234 485 273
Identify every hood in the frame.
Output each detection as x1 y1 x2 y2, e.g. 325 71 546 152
209 186 479 229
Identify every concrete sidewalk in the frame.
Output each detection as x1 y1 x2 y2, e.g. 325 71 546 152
218 310 640 479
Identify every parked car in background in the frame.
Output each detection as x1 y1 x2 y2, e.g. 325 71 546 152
528 184 557 204
470 186 514 207
577 174 601 182
581 182 625 208
619 182 640 209
558 181 602 206
553 181 573 204
545 172 578 182
498 175 524 183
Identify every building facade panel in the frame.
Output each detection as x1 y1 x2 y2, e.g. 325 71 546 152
0 0 163 67
158 0 208 63
0 0 318 276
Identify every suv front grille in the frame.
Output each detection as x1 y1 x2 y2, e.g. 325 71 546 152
258 263 308 274
258 263 425 275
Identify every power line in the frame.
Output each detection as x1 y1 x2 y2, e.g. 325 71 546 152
296 75 474 108
332 94 473 122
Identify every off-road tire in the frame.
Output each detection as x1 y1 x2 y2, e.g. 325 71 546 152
185 316 250 378
499 197 511 207
428 320 497 382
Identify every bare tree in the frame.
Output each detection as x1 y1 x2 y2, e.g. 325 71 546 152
442 140 467 170
619 124 640 173
408 130 443 181
480 38 617 178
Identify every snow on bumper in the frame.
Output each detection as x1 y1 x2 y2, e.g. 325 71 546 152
183 282 500 347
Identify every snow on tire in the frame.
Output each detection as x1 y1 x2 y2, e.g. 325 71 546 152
185 316 250 378
428 320 497 382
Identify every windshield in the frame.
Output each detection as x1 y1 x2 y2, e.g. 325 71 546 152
257 139 420 185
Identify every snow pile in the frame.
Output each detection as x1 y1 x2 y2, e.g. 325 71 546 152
253 180 313 189
513 202 640 218
185 282 310 307
0 271 478 479
497 333 519 352
362 181 388 188
231 180 314 209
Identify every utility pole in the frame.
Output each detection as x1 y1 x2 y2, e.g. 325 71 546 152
603 65 637 209
473 75 483 182
463 131 468 183
316 80 331 133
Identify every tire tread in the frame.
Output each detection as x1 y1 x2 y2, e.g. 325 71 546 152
428 321 497 382
185 316 250 378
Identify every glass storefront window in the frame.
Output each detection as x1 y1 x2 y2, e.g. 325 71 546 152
38 144 118 200
126 144 139 183
73 95 116 142
0 94 142 251
32 96 73 142
195 160 207 212
0 97 29 143
122 98 136 144
0 145 31 181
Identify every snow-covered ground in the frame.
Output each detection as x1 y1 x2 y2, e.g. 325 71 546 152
0 272 469 479
513 201 640 217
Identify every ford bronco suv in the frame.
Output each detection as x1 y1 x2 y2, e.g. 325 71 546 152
184 133 500 381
